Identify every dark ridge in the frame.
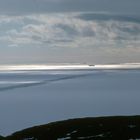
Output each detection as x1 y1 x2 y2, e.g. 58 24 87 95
3 116 140 140
0 136 5 140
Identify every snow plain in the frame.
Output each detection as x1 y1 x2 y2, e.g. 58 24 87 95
0 64 140 136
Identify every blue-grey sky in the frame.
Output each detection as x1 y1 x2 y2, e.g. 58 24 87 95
0 0 140 64
0 0 140 14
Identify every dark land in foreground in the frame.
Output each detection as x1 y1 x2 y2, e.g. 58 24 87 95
1 116 140 140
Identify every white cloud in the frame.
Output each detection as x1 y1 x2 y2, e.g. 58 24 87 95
0 13 140 47
0 12 140 63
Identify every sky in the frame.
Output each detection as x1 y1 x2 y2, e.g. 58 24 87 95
0 0 140 64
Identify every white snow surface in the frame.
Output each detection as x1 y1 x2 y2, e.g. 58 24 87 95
0 67 140 136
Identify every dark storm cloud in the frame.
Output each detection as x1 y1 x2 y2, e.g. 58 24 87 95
78 13 140 23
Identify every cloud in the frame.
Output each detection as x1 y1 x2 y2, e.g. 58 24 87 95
78 13 140 23
0 13 140 46
0 12 140 63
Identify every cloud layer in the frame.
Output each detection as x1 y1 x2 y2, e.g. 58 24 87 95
0 12 140 64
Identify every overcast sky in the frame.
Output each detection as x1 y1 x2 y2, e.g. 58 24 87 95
0 0 140 64
0 0 140 14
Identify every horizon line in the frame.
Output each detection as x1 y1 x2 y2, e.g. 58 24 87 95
0 63 140 70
